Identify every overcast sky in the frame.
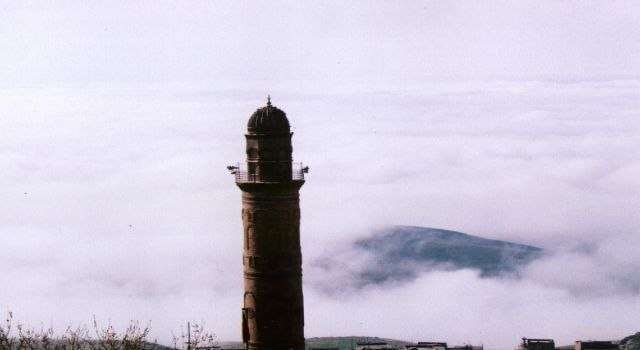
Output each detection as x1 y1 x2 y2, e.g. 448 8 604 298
1 1 639 349
2 1 639 85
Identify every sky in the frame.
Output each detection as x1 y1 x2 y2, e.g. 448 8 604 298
0 1 639 349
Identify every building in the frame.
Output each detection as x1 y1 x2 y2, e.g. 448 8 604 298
405 342 448 350
450 345 483 350
231 97 307 350
357 342 397 350
519 338 555 350
575 341 619 350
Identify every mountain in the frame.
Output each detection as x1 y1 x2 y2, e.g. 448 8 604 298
351 226 543 285
621 332 640 350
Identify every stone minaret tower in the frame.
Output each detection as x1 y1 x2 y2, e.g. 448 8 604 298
231 97 306 350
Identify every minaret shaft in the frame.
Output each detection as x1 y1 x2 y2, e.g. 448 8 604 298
240 187 304 350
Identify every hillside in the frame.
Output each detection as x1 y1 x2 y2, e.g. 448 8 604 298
352 226 543 285
621 332 640 350
306 337 410 350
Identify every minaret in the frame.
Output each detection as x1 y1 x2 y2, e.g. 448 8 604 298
231 97 306 350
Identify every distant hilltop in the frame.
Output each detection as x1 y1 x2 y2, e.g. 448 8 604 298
354 225 543 284
314 225 544 287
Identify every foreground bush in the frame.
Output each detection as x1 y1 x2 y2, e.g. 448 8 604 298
0 312 216 350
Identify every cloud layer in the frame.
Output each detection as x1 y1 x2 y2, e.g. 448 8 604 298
0 78 638 348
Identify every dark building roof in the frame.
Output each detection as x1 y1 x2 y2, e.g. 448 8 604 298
247 97 290 134
520 338 555 350
576 341 619 350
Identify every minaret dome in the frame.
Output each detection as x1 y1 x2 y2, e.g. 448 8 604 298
247 97 290 134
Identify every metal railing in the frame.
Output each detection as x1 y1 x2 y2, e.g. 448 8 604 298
229 162 306 182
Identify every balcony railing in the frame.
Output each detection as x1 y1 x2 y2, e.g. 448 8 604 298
230 162 306 182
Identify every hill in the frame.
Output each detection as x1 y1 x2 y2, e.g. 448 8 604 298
352 226 543 285
306 337 410 350
219 337 409 350
621 332 640 350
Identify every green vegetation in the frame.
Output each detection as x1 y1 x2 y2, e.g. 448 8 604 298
305 337 410 350
621 332 640 350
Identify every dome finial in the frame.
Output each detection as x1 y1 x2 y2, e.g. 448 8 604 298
267 95 272 107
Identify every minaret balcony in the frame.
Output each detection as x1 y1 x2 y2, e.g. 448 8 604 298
229 162 307 183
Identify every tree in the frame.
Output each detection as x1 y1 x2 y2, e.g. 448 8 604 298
171 322 217 350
